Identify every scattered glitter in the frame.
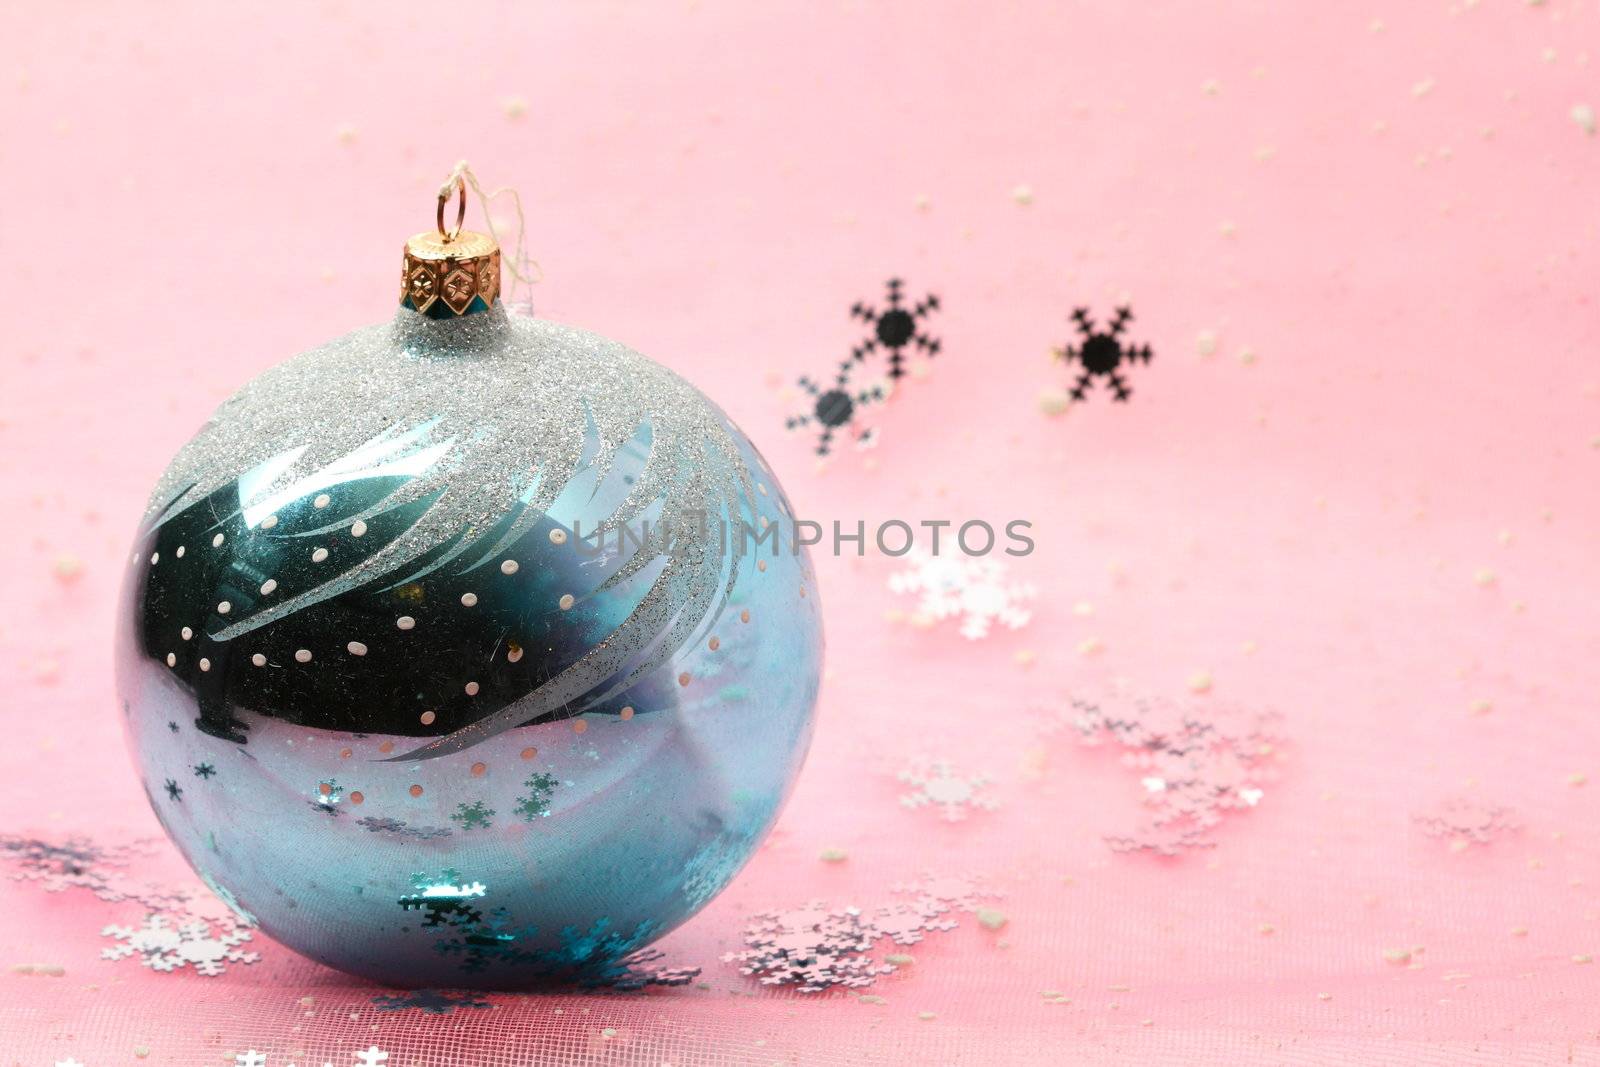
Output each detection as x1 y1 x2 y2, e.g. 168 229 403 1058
897 759 999 821
1056 694 1284 854
888 550 1035 639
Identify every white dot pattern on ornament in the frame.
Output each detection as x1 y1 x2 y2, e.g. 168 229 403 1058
136 306 797 758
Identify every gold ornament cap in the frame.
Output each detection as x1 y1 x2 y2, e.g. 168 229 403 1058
400 176 501 318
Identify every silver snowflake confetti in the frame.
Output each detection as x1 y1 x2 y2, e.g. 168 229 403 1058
101 913 260 977
897 759 999 822
888 551 1035 639
1415 796 1519 846
2 834 191 914
1061 694 1283 855
723 876 988 993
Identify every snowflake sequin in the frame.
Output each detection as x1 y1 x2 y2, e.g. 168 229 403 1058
450 800 495 830
1415 796 1519 846
2 834 191 914
723 876 990 993
1062 694 1283 855
723 902 896 993
513 772 559 820
887 551 1035 639
897 759 999 822
100 914 260 976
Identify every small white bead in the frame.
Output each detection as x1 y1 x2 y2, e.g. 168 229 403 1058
150 552 160 565
175 545 185 558
549 528 567 545
558 594 575 611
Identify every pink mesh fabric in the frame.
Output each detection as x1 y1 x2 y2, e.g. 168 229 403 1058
3 1 1599 1062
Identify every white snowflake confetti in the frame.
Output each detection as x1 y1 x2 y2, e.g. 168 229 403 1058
101 913 260 977
887 551 1035 639
897 759 999 821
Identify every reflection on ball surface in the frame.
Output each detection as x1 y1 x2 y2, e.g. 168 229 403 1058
116 305 822 987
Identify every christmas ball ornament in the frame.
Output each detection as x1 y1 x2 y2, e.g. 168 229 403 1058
115 178 823 988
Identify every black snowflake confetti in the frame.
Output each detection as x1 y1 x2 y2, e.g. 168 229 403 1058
785 360 886 456
852 278 940 379
1054 306 1153 402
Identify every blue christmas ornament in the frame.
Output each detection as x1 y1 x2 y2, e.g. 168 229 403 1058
114 181 822 988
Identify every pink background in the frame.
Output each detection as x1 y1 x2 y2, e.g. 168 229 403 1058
3 1 1599 1063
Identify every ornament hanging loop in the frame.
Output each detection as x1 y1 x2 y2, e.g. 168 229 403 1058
437 176 467 243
